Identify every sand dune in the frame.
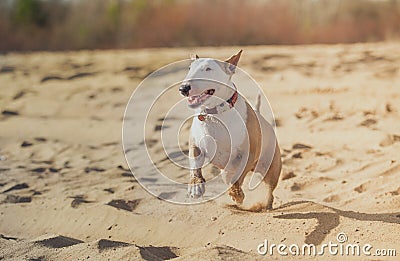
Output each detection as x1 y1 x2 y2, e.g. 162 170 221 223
0 42 399 260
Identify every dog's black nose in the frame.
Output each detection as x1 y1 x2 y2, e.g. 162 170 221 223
179 83 191 97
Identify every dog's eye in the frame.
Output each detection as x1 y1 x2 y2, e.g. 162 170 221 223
205 67 212 71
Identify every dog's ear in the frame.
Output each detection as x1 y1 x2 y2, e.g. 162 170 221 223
224 50 242 74
190 54 199 60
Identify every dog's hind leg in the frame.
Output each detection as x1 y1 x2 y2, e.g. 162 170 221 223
227 166 251 204
228 178 245 204
188 143 206 198
262 143 282 210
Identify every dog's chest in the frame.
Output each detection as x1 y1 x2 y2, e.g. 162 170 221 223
190 98 248 167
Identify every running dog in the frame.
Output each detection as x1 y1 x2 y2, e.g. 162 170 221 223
179 51 281 209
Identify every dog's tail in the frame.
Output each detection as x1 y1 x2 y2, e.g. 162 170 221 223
255 92 261 112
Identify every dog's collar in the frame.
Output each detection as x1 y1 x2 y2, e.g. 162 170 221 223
197 90 238 121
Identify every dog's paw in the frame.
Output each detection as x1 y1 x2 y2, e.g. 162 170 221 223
228 186 245 204
187 176 206 199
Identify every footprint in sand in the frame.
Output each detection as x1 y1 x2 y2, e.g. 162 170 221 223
106 199 141 212
67 72 97 80
121 172 132 177
0 66 15 73
157 192 178 200
117 165 130 172
66 61 93 70
140 138 157 148
40 72 97 83
34 235 84 248
385 103 396 113
282 171 296 180
1 110 19 117
21 141 33 147
287 144 312 159
290 182 304 191
103 188 115 194
323 194 340 203
30 167 47 173
292 152 302 159
84 166 105 173
359 118 377 128
379 134 400 147
389 187 400 196
252 53 292 73
3 194 32 203
13 90 27 100
121 66 147 79
40 75 64 82
2 183 29 193
295 107 319 120
292 143 312 150
354 184 367 193
69 195 94 208
138 245 179 261
97 239 131 252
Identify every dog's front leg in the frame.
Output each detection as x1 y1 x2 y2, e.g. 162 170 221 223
187 144 206 198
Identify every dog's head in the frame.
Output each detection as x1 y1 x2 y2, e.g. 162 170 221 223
179 50 242 109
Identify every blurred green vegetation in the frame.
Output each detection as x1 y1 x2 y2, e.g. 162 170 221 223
13 0 47 27
0 0 399 51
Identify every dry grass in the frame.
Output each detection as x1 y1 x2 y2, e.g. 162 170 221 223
0 0 399 51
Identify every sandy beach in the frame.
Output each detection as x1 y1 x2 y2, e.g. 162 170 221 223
0 42 399 260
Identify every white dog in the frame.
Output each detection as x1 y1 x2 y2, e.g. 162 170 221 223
179 51 281 209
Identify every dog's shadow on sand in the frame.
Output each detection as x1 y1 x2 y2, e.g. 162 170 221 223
226 200 399 246
272 200 400 245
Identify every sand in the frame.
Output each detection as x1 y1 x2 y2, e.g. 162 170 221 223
0 42 399 260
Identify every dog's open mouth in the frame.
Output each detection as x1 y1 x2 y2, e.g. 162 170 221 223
187 89 215 107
